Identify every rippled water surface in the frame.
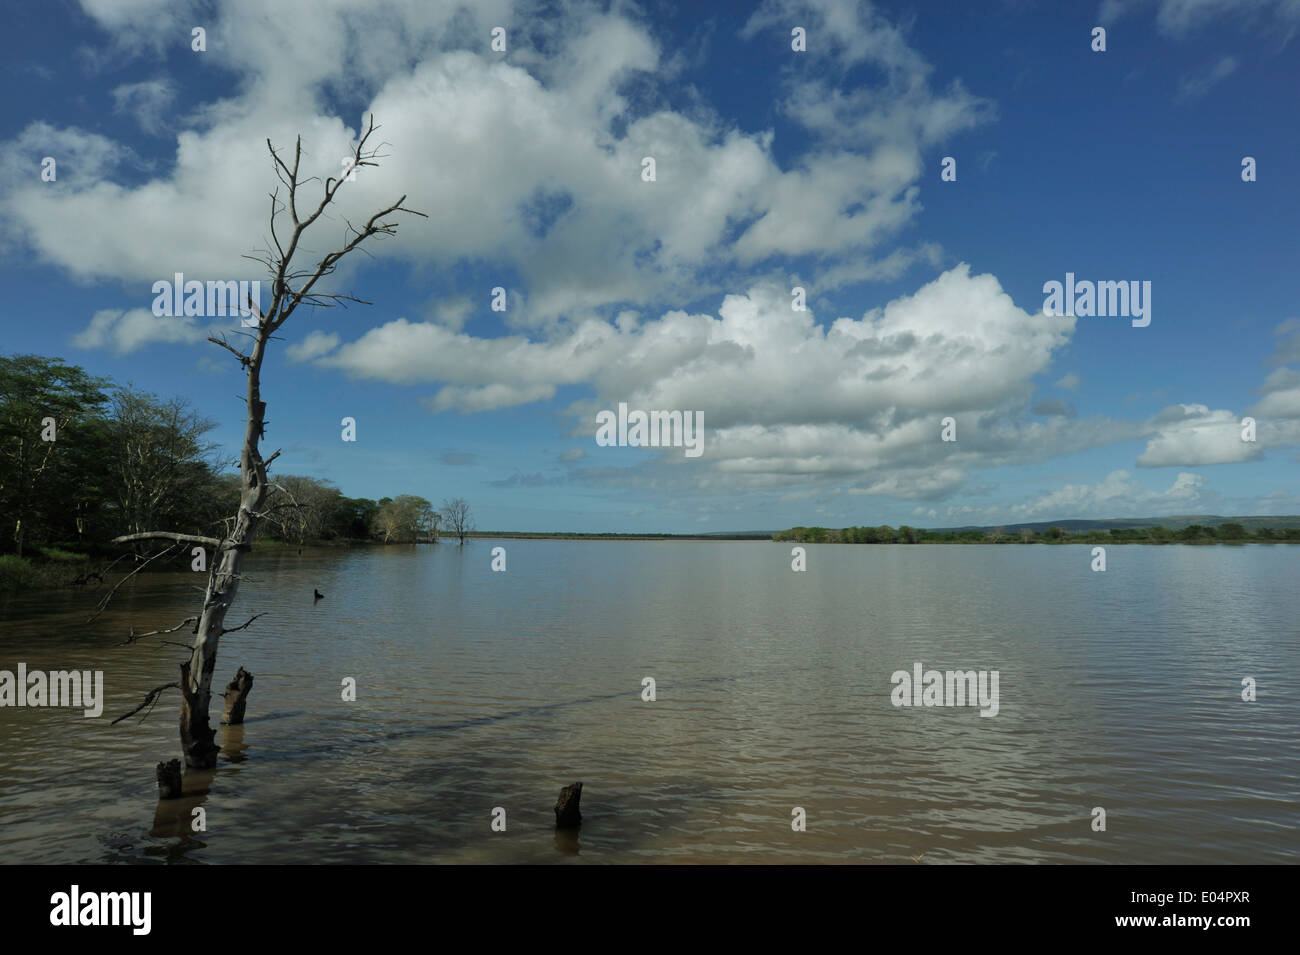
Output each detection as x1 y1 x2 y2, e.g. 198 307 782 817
1 541 1297 864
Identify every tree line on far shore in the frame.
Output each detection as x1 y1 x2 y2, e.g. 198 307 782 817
1 354 472 587
772 523 1300 544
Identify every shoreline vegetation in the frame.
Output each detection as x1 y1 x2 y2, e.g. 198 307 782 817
5 520 1299 594
1 353 467 593
770 522 1300 545
5 353 1298 595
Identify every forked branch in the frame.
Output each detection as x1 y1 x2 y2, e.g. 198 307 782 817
112 682 180 725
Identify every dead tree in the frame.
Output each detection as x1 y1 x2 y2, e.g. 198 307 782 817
113 116 425 768
442 497 474 545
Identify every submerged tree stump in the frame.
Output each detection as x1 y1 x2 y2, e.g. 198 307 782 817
555 782 583 829
156 758 183 800
220 667 255 725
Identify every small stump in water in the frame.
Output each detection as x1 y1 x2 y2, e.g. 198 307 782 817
156 759 183 800
220 668 255 725
555 782 583 829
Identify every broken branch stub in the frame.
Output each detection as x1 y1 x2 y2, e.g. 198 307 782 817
156 759 183 800
220 667 255 725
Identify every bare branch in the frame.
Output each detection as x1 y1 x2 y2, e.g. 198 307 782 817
73 551 131 587
116 616 199 648
268 189 286 259
221 612 265 635
285 291 373 309
93 552 133 583
259 115 427 333
87 544 179 624
112 531 222 547
208 335 252 367
269 140 298 223
251 502 302 520
112 683 180 725
274 195 427 330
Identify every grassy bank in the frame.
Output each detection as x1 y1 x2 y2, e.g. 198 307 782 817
0 548 94 592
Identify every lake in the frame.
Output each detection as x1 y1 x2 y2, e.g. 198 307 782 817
1 541 1296 864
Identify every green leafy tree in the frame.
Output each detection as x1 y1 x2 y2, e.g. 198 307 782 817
0 355 111 556
333 497 380 539
374 494 436 542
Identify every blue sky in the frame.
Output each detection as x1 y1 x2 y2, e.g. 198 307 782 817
1 0 1297 532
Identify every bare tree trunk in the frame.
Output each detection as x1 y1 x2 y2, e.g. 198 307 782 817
178 661 217 767
179 344 271 767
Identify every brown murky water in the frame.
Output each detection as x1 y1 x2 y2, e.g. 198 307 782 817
1 541 1297 863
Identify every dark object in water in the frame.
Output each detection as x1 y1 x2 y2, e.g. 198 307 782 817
555 781 583 829
156 759 183 800
313 589 324 600
221 668 255 725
